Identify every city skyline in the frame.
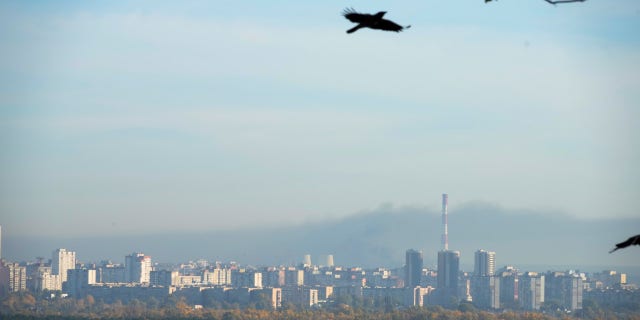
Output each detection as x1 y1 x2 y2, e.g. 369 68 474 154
0 219 636 315
4 245 631 313
1 1 638 316
1 1 639 238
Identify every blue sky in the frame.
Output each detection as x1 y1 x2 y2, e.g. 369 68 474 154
1 0 639 237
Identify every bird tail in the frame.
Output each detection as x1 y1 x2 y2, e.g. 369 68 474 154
346 25 362 34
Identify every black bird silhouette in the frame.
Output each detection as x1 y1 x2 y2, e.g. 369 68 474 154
342 8 410 34
609 234 640 253
485 0 587 4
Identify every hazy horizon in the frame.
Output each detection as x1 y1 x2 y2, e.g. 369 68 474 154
3 202 639 273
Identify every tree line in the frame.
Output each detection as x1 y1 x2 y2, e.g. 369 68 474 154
1 291 639 320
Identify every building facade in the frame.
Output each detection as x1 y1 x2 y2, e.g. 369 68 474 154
52 248 76 284
202 268 232 286
436 250 460 307
98 265 126 283
36 273 61 291
545 272 582 311
0 262 27 295
471 276 500 309
285 268 304 286
233 269 263 288
282 287 318 307
519 272 545 310
125 253 152 284
150 270 179 287
474 250 495 277
65 269 97 297
405 249 423 288
262 268 285 287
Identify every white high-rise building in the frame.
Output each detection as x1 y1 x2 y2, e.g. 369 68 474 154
303 254 312 267
125 253 152 284
326 255 334 268
474 250 496 276
52 249 76 283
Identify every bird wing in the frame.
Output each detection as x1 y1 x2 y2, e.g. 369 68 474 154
609 234 640 253
615 238 633 249
371 18 406 32
614 234 640 249
616 236 638 248
342 8 371 23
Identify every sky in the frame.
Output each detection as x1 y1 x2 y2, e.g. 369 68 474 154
0 0 639 238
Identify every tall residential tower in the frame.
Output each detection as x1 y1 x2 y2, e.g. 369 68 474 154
437 250 460 306
474 250 496 276
472 250 500 309
52 248 76 283
405 249 423 288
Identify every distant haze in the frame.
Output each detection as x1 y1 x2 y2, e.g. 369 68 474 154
4 202 639 271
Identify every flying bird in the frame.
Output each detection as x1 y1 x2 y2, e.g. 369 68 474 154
609 234 640 253
342 8 410 34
